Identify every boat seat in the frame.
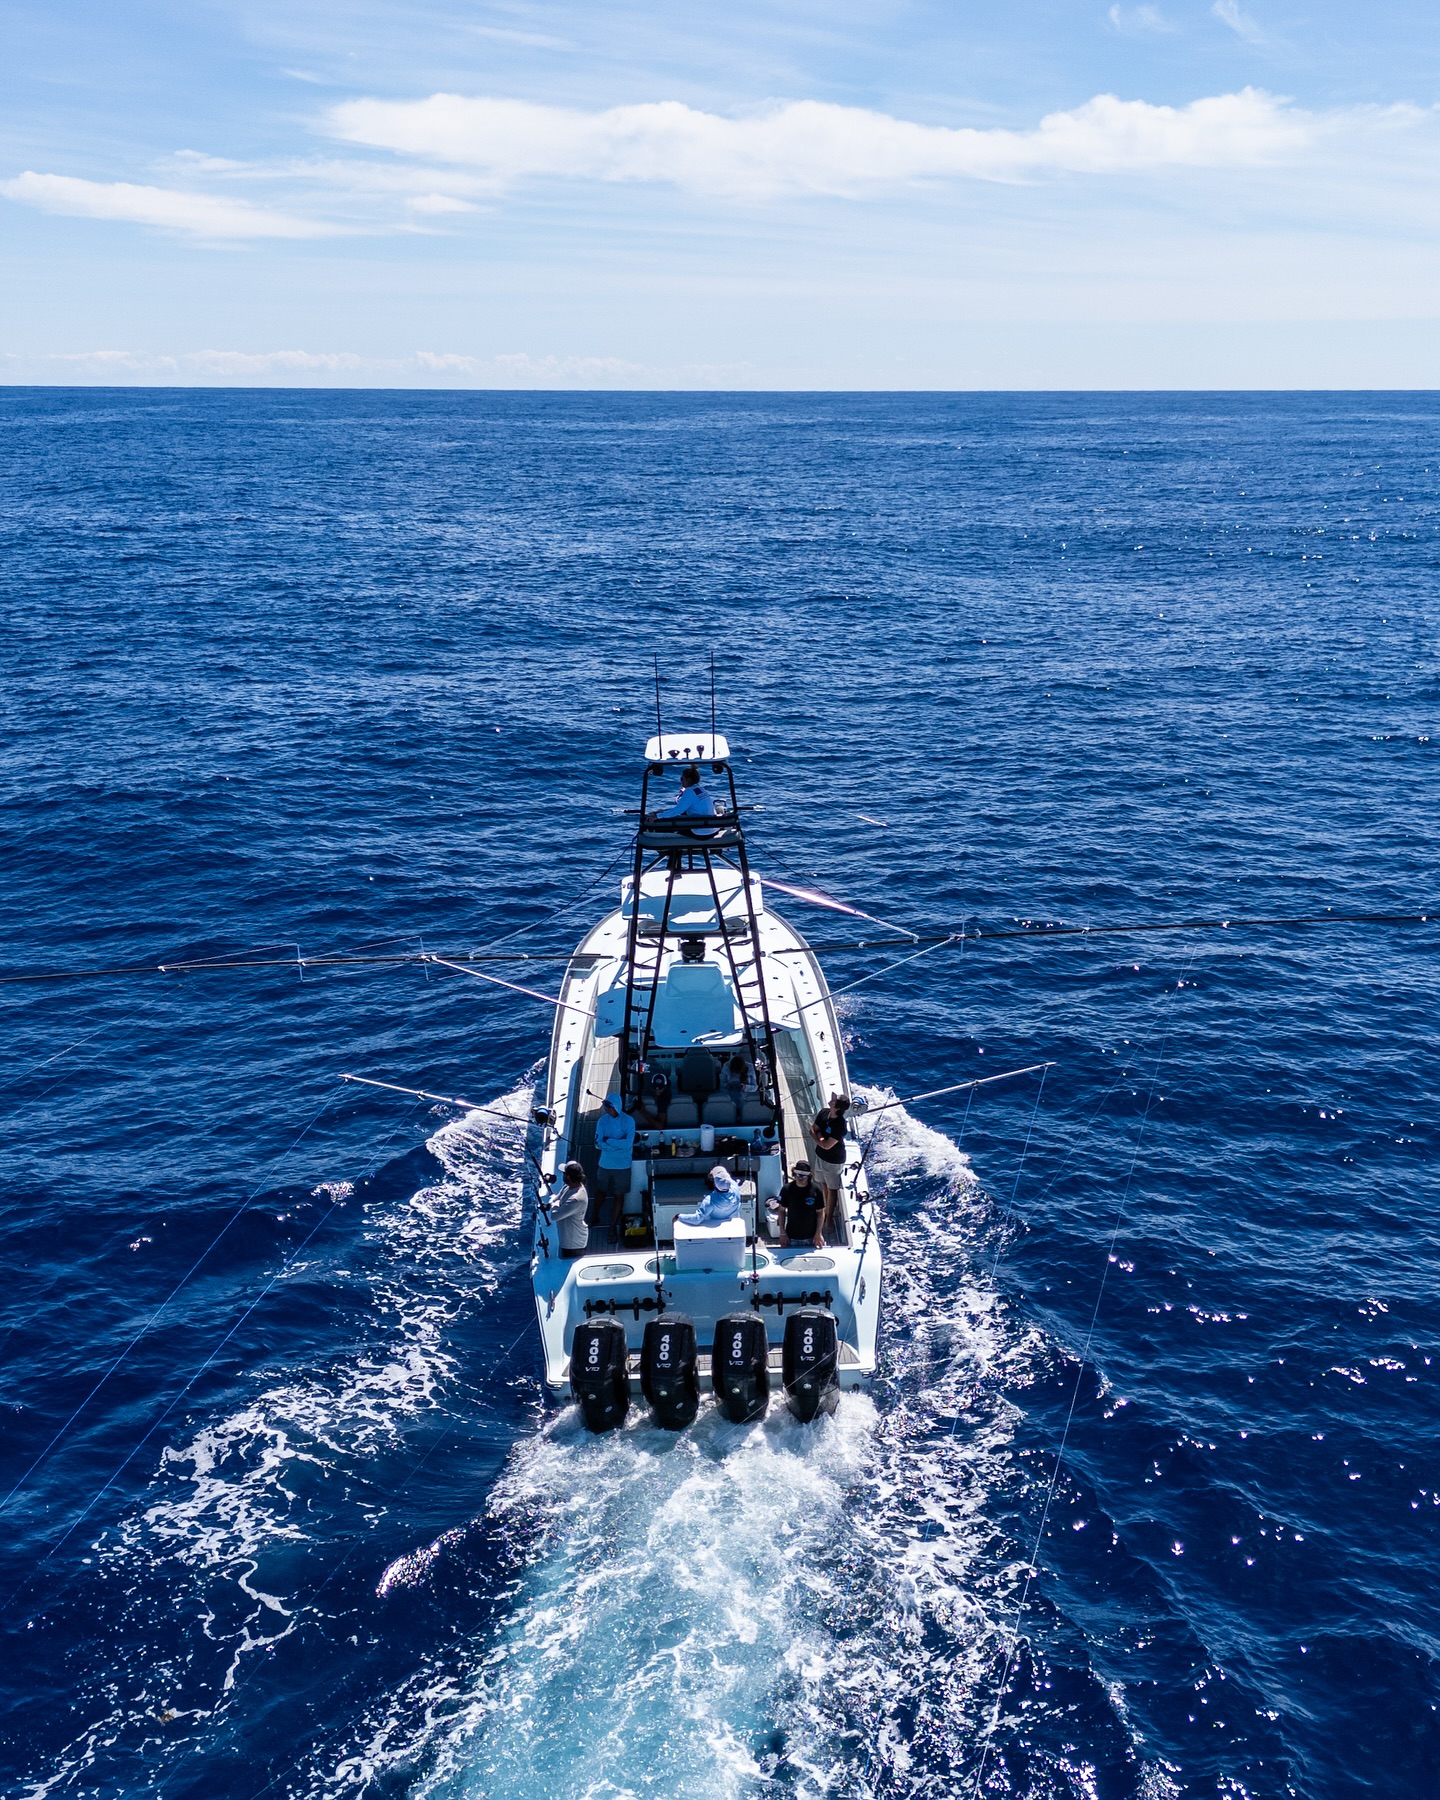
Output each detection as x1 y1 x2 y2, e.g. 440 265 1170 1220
702 1096 737 1126
679 1048 719 1100
740 1099 775 1125
666 1096 699 1128
637 821 743 851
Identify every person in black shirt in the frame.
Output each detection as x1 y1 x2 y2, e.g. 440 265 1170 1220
811 1094 850 1237
777 1160 824 1250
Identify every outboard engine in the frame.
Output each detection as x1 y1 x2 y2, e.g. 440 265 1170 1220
569 1318 631 1433
711 1312 770 1423
782 1307 840 1423
641 1313 699 1430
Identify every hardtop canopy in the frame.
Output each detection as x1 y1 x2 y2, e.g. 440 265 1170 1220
644 731 729 765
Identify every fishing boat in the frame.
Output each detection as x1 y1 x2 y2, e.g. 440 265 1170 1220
531 730 881 1431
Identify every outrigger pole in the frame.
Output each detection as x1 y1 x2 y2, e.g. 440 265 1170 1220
0 910 1432 987
855 1061 1056 1116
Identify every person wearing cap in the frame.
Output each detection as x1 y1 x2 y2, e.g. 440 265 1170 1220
657 765 718 838
552 1161 590 1259
592 1094 636 1246
777 1161 824 1251
678 1165 741 1226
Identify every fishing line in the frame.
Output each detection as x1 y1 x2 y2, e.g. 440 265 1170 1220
956 1080 977 1149
0 1083 345 1523
967 956 1194 1799
794 906 1437 954
5 1091 436 1613
955 916 975 1152
986 970 1201 1233
463 838 636 958
50 1089 512 1798
0 1022 110 1103
198 1104 543 1800
792 933 962 1015
983 1066 1051 1289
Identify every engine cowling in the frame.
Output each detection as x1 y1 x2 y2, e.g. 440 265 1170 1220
782 1307 839 1422
641 1313 699 1429
570 1317 631 1433
711 1312 770 1423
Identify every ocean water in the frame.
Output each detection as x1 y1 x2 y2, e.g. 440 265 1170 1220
0 388 1435 1800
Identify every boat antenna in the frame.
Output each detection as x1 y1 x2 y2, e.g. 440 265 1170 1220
709 648 716 746
653 654 664 742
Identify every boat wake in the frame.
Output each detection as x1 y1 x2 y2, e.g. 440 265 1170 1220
19 1085 535 1799
314 1096 1138 1800
25 1088 1164 1799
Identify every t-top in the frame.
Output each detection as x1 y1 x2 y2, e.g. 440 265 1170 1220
811 1109 847 1165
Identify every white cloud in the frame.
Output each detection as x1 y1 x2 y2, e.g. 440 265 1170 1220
406 192 475 214
470 24 574 50
1107 6 1176 35
186 349 367 372
0 347 756 390
327 89 1311 198
1213 0 1266 44
0 171 332 238
45 348 367 375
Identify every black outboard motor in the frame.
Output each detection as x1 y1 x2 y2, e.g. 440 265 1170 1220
570 1318 631 1433
641 1313 699 1430
712 1312 770 1423
782 1308 840 1423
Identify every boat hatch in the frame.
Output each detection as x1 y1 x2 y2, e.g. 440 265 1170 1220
596 960 741 1044
621 869 763 932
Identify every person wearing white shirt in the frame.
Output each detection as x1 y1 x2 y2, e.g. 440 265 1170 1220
657 766 718 836
552 1161 589 1258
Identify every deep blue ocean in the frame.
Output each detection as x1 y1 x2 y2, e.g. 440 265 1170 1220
0 389 1436 1800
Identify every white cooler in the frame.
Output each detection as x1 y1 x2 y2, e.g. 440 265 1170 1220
672 1215 747 1273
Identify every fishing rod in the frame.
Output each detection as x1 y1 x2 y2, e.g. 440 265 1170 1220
1 907 1432 988
339 1072 538 1122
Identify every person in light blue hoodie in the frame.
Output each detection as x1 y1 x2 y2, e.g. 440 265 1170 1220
592 1095 636 1246
679 1165 741 1227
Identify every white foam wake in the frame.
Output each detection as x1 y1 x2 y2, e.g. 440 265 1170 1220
316 1096 1071 1799
24 1084 535 1795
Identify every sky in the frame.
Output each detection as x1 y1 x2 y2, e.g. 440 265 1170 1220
4 0 1440 387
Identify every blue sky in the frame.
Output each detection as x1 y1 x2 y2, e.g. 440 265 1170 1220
4 1 1440 386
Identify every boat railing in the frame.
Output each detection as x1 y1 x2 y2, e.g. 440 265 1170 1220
634 813 744 849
